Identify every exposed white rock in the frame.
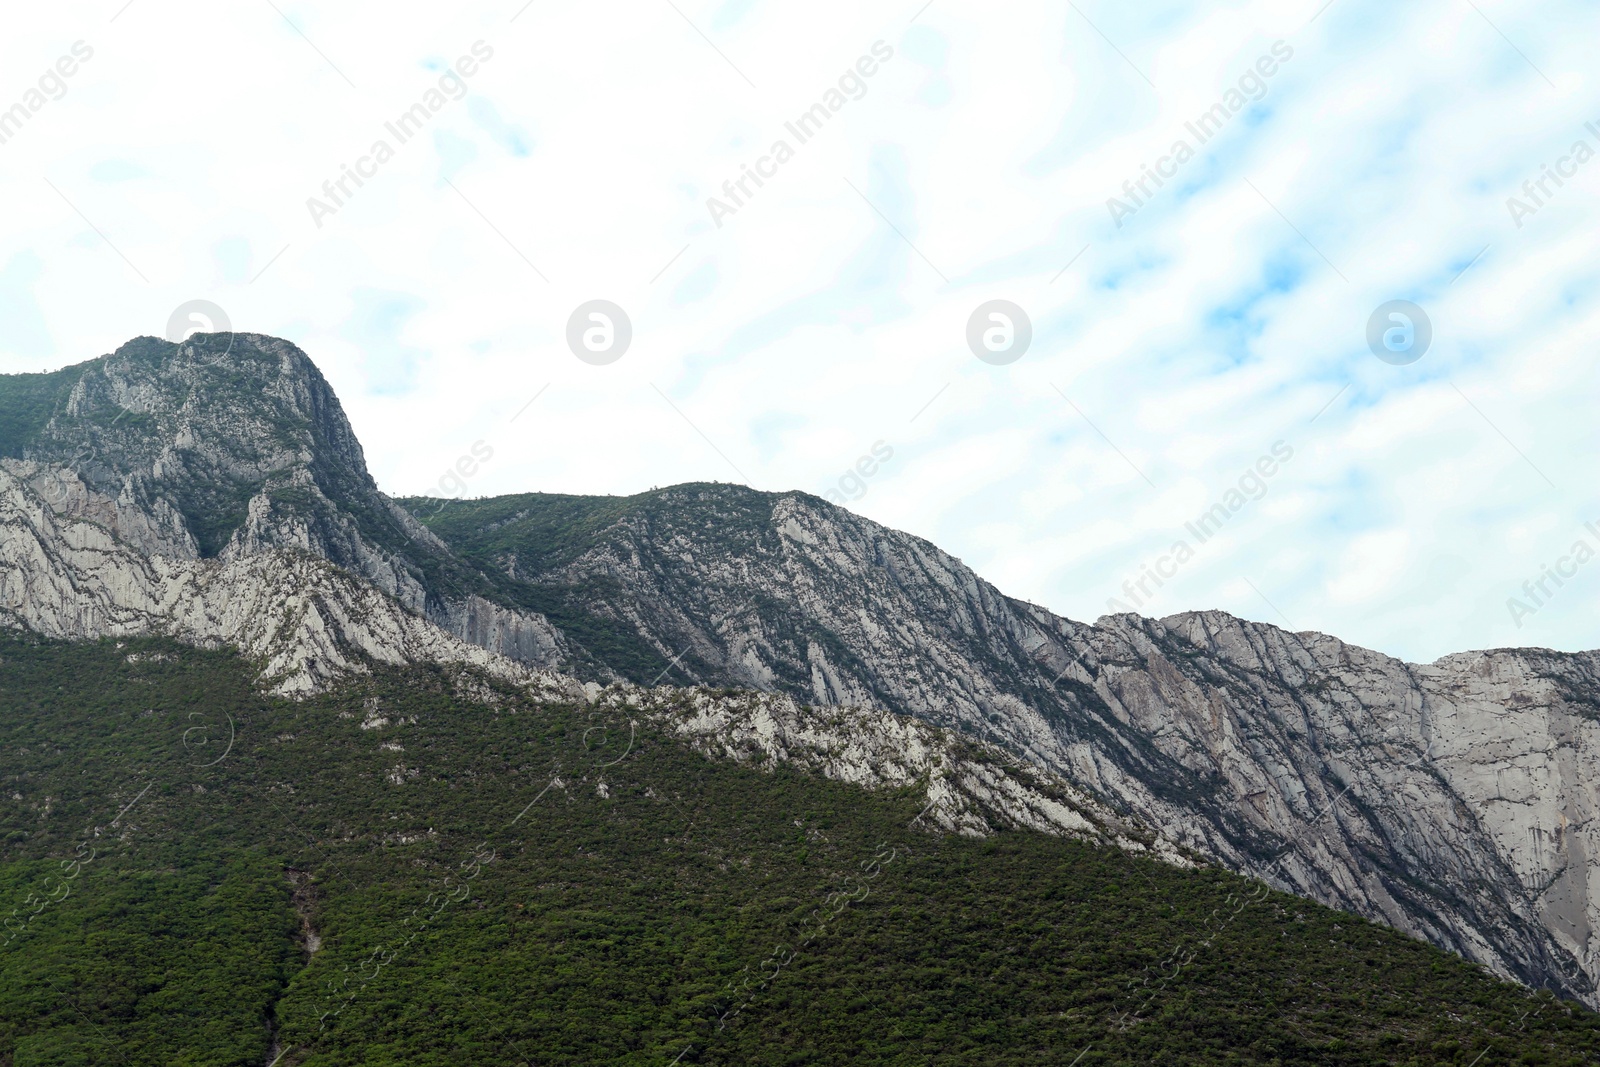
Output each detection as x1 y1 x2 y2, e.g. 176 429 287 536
597 682 1193 866
0 459 579 702
434 594 566 667
5 333 571 678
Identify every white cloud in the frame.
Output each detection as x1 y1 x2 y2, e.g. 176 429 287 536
0 0 1596 663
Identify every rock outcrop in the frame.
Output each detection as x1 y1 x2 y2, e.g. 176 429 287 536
599 682 1193 865
0 458 575 700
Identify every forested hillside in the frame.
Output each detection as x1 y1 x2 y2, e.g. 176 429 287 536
0 632 1593 1065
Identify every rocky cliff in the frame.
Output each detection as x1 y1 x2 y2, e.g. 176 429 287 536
2 336 1597 1008
0 455 575 699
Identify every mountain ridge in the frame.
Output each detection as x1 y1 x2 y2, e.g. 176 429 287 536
2 335 1598 1009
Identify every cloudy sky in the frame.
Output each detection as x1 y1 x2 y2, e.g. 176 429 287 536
1 0 1595 663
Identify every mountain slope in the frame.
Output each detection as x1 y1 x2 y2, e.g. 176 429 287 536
406 485 1600 1006
2 632 1595 1066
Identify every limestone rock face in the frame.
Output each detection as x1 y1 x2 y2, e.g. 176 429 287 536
597 682 1192 865
1066 612 1600 1006
0 460 574 699
432 594 568 666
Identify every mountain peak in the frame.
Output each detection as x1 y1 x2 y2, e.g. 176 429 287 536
2 333 373 558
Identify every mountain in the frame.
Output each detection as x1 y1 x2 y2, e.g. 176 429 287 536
2 631 1594 1065
2 335 1597 1014
405 488 1600 1006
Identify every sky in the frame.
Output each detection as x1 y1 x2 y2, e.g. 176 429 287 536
0 0 1596 664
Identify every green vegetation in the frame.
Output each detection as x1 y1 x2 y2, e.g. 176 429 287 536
398 485 863 687
399 491 669 576
0 364 86 459
0 850 298 1066
0 631 1595 1065
395 489 742 682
